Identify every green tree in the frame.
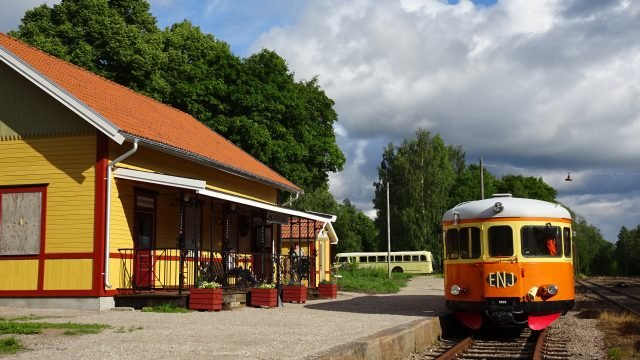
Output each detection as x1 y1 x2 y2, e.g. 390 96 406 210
11 0 168 97
615 225 640 276
495 175 557 202
448 163 499 207
571 213 613 275
373 130 455 263
11 0 345 194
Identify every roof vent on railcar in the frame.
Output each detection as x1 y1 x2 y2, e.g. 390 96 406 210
490 193 513 198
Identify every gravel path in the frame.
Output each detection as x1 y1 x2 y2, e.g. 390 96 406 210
0 276 445 359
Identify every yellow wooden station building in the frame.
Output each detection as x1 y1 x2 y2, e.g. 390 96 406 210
0 33 337 310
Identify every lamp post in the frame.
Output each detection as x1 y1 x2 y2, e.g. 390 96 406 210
387 182 391 279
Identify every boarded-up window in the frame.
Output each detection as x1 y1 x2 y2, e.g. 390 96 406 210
0 191 42 255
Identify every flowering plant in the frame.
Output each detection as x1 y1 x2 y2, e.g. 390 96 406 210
255 282 275 289
198 281 222 289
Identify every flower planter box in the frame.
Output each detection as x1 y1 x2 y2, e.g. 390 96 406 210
282 285 307 303
251 288 277 308
317 284 338 299
189 288 223 311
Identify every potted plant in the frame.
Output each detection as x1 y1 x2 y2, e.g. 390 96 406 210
189 281 223 311
317 278 338 299
250 283 277 308
282 280 308 303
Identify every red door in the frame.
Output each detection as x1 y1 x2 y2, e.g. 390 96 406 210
134 193 156 289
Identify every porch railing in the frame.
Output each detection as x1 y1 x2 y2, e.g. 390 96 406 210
117 248 316 292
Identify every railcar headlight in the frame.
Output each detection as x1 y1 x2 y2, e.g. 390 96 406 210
450 285 461 296
546 284 558 295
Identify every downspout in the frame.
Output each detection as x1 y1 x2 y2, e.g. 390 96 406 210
104 139 139 289
282 191 301 207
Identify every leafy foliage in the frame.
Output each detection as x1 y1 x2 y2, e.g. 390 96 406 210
337 264 412 294
11 0 344 193
373 130 456 263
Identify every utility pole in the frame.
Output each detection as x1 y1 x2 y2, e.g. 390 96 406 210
480 158 484 199
387 182 391 279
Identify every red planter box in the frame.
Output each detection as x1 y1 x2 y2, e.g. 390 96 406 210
251 288 277 308
317 284 338 299
282 285 308 303
189 288 223 311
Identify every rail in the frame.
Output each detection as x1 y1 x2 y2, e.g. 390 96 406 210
117 248 316 292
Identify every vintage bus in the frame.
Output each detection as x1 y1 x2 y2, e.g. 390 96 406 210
334 251 434 274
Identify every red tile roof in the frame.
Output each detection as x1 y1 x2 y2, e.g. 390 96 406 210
0 33 300 192
281 220 325 239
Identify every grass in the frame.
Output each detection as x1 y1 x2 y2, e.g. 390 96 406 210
114 325 143 333
336 265 414 293
0 337 23 354
141 303 189 313
0 317 110 335
598 311 640 359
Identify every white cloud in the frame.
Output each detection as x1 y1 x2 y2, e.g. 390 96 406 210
256 0 640 241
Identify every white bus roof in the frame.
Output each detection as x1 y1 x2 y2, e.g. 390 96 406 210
336 251 431 257
442 194 571 223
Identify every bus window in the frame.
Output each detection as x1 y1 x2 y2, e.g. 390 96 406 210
420 255 427 261
337 256 348 263
377 256 386 262
395 255 403 261
368 256 376 262
489 226 513 256
403 255 411 261
446 229 459 259
360 256 367 262
411 255 419 261
563 227 572 257
521 225 561 257
460 227 481 259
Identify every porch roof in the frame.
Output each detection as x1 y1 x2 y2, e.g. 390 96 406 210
113 168 338 234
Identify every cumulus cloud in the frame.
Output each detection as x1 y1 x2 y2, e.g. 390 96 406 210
256 0 640 241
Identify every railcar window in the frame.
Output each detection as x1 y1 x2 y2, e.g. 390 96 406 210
563 227 572 257
521 225 561 257
488 226 513 256
446 229 459 259
460 227 481 259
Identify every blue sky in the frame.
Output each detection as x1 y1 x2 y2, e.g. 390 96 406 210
3 0 640 242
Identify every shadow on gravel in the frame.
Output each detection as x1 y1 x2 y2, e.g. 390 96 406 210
303 295 444 317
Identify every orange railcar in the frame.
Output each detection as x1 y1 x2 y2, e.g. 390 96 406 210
442 194 575 330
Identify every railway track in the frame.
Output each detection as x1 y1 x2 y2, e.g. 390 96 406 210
411 326 570 359
577 279 640 317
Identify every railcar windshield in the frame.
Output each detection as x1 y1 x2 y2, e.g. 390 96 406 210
446 227 481 259
521 225 562 257
488 226 513 256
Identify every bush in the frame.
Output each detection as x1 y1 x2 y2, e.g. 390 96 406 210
337 265 412 294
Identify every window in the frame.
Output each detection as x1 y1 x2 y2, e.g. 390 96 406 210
337 257 349 263
368 256 376 262
377 255 386 262
446 229 459 259
563 227 572 257
0 187 45 255
359 256 367 263
488 226 513 256
420 255 427 261
411 255 419 261
394 255 403 261
403 255 411 261
521 225 561 257
446 227 481 259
